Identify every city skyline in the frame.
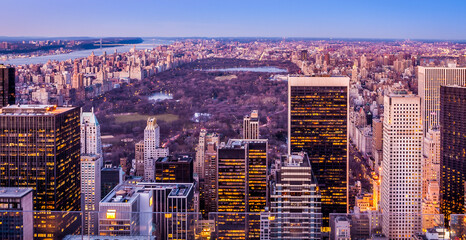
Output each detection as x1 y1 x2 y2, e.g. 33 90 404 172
1 0 466 40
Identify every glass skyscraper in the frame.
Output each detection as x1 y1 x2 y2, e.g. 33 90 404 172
288 76 349 229
440 85 466 225
0 105 81 239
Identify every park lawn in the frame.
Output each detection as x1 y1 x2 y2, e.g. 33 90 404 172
114 113 179 124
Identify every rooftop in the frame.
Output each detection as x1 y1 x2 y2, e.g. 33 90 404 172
156 154 193 163
0 188 33 198
0 104 75 115
101 184 140 204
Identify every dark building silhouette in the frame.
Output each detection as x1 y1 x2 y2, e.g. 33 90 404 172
155 154 194 183
0 65 15 107
288 76 349 230
101 162 123 198
0 105 81 240
440 85 466 225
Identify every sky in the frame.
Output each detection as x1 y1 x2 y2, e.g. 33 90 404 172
2 0 466 40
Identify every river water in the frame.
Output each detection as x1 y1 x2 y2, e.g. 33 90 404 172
0 38 173 66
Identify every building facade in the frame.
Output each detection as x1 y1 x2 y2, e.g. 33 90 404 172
0 65 15 107
440 85 466 224
0 105 81 239
143 117 169 181
243 110 259 139
81 154 101 236
267 152 322 239
418 66 466 133
81 108 103 166
380 92 423 239
154 154 194 183
217 139 268 239
0 188 33 240
288 76 349 228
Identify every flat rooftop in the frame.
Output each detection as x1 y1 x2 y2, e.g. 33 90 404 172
101 184 140 204
0 188 33 198
137 182 194 198
0 105 75 115
156 154 193 163
224 139 268 149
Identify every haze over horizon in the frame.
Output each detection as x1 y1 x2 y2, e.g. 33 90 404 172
2 0 466 40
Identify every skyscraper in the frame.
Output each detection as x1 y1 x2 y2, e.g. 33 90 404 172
418 66 466 133
0 105 81 240
81 154 101 236
440 85 466 224
288 76 349 228
267 152 322 239
0 65 15 107
143 117 168 181
217 139 268 239
243 110 260 139
380 91 422 239
81 107 103 166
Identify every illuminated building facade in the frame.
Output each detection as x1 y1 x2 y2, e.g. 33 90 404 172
154 154 193 183
380 92 422 239
0 187 33 240
418 66 466 134
440 85 466 224
288 76 349 228
0 105 81 239
81 154 101 236
243 110 260 139
217 139 268 239
267 152 322 239
0 65 15 107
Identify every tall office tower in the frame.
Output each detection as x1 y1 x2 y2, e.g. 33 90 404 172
380 92 423 239
81 154 101 236
143 117 168 181
243 110 260 139
418 66 466 134
440 85 466 224
422 129 440 199
0 65 15 107
288 76 349 229
0 188 33 240
0 105 81 240
134 141 144 176
217 139 268 239
81 108 103 166
154 154 194 183
267 152 322 240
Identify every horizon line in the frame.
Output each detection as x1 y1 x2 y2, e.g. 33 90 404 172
0 35 465 42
